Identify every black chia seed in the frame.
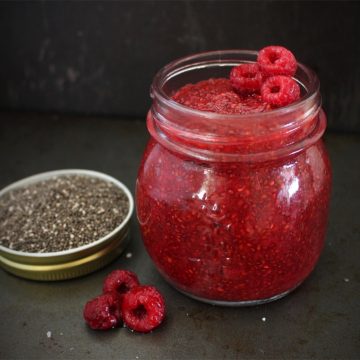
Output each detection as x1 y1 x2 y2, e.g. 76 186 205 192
0 175 130 253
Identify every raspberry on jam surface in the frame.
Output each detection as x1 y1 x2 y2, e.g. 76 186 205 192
172 45 300 113
230 63 263 93
257 45 297 77
261 75 301 107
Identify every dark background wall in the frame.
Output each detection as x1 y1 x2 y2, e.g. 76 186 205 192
0 1 359 132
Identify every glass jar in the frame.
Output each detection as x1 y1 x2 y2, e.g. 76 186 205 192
136 50 332 305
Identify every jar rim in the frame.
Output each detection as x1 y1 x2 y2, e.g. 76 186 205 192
151 49 320 126
148 49 325 162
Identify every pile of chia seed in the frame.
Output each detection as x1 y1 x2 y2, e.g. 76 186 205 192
0 175 129 253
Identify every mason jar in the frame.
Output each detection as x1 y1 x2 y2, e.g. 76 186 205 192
136 50 332 305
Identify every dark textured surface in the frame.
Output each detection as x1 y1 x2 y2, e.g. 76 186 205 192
0 1 360 132
0 113 359 359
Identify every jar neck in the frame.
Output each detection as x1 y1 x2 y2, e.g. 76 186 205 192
148 50 325 163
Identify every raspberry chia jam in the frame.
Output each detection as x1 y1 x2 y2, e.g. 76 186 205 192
136 50 332 305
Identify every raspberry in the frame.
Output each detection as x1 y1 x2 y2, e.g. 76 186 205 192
230 63 262 93
257 46 297 77
261 75 300 107
83 292 122 330
103 269 140 296
122 286 166 333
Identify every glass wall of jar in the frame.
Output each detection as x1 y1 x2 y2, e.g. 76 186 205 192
136 51 332 305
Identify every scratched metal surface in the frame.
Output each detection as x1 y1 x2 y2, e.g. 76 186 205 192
0 113 359 359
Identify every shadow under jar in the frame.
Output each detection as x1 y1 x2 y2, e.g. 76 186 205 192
136 50 332 306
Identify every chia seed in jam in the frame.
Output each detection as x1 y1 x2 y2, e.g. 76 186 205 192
136 51 332 305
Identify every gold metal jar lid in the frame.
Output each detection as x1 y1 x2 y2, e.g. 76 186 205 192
0 169 134 281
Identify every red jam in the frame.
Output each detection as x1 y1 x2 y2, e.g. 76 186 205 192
136 51 332 304
172 78 269 114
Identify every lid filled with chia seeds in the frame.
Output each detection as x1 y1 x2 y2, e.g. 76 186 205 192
0 169 134 281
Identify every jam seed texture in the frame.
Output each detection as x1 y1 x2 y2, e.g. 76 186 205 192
261 75 300 107
230 63 263 93
213 92 242 114
103 269 140 296
257 46 297 77
122 285 166 333
83 292 122 330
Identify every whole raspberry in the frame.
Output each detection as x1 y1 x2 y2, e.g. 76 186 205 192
230 63 262 93
122 286 166 333
83 292 122 330
257 46 297 77
261 75 301 107
103 269 140 296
